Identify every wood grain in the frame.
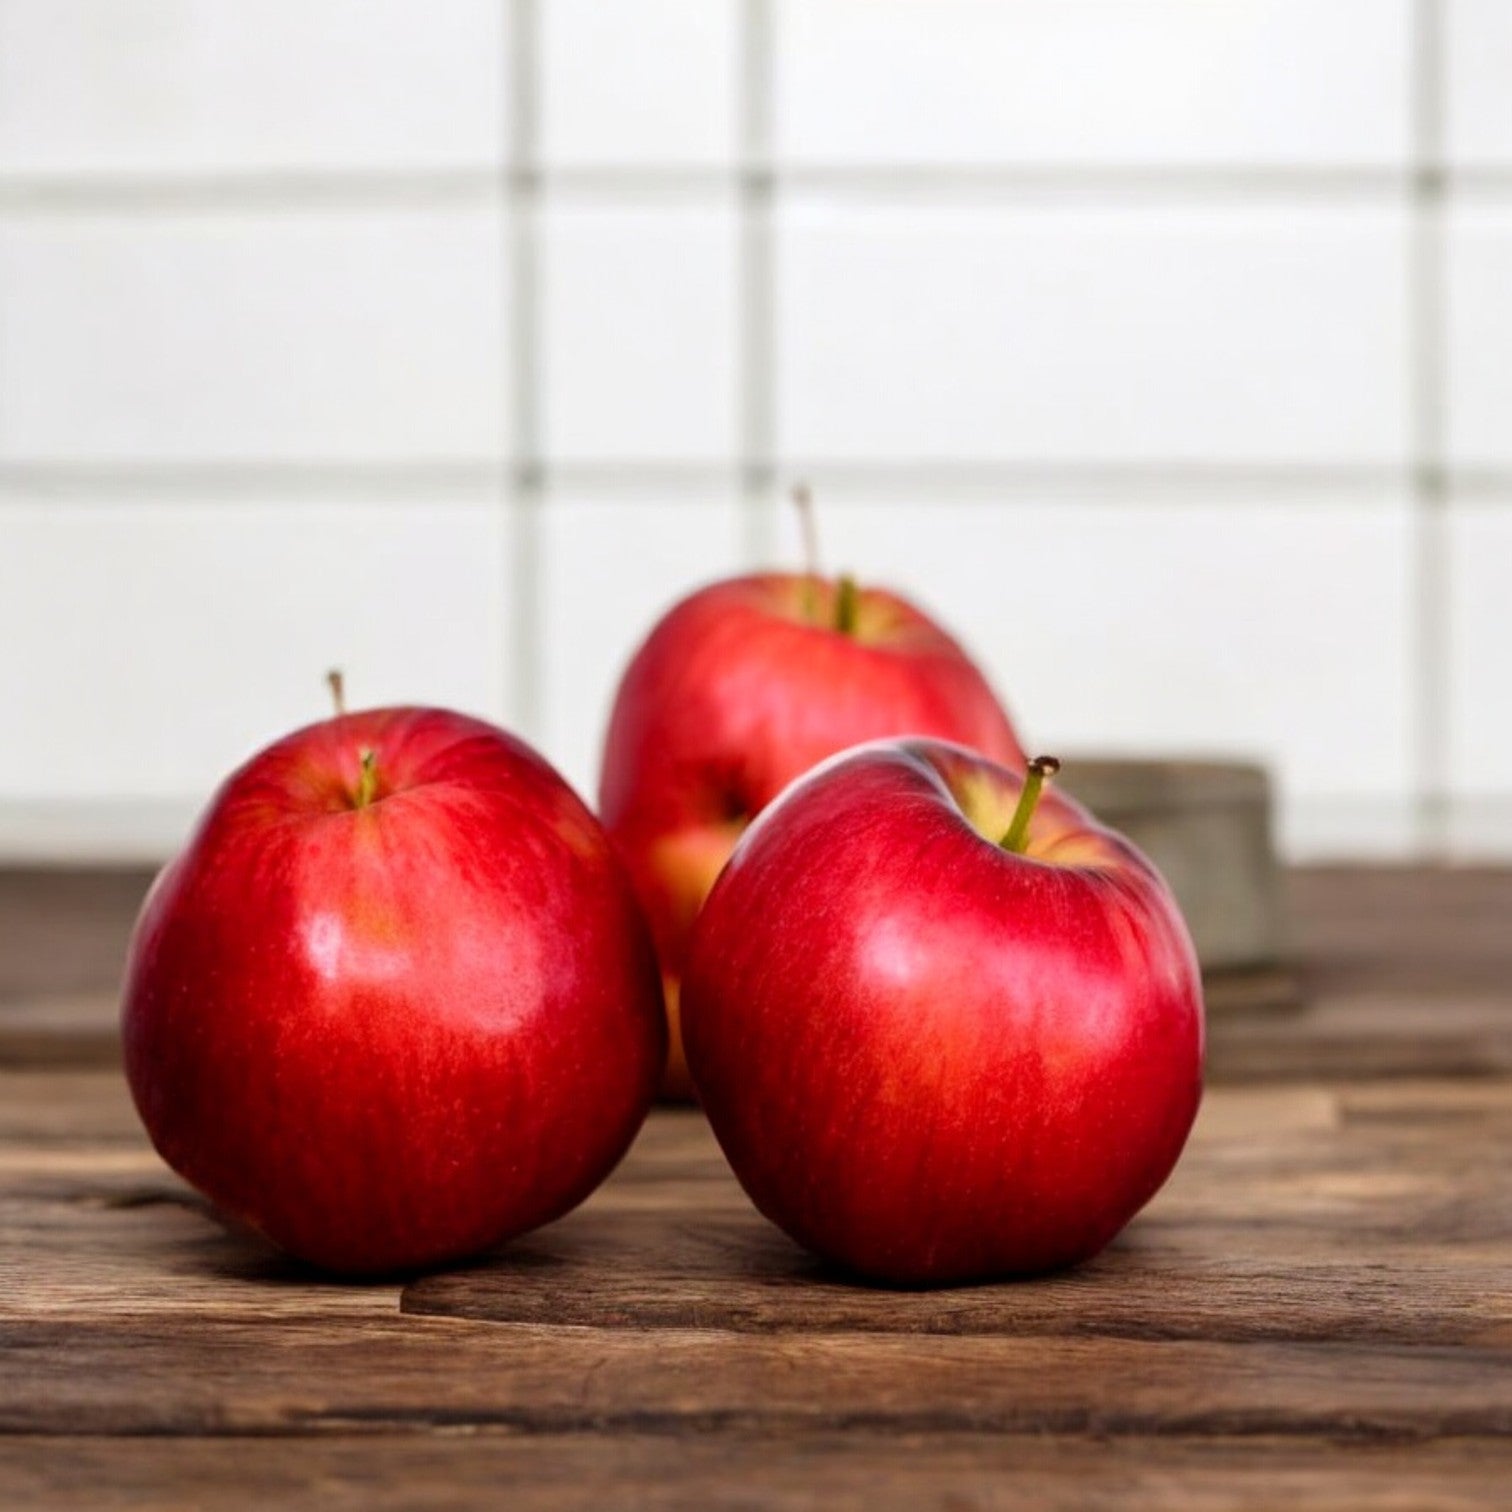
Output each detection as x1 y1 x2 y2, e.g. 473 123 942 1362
0 867 1510 1507
0 997 121 1070
1288 866 1512 994
400 1206 1512 1344
4 1315 1511 1439
7 1434 1512 1512
1208 990 1512 1080
403 1080 1512 1344
0 1077 1507 1444
0 868 148 1002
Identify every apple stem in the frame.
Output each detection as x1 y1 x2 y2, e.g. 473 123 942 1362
793 485 861 634
834 573 859 635
793 483 821 625
326 669 347 718
1001 756 1062 854
355 747 379 809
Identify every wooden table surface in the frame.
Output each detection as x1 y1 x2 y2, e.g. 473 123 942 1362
2 866 1510 1509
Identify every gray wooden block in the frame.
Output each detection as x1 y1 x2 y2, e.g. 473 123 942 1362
1056 757 1285 979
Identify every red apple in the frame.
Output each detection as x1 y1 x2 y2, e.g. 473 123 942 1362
123 704 665 1275
601 573 1025 1098
681 739 1204 1283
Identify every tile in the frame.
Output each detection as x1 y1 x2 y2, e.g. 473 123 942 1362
1446 798 1512 861
541 202 739 464
776 201 1410 467
537 494 745 801
795 494 1415 853
539 0 738 166
0 500 511 801
1447 501 1512 797
1281 798 1419 862
0 0 505 174
1446 0 1512 166
776 0 1411 167
1446 203 1512 470
0 207 508 463
0 796 199 864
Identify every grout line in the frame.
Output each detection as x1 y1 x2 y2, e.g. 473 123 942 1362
748 164 1418 208
0 169 503 215
737 0 778 567
6 460 1512 504
699 460 1415 500
1409 0 1452 858
0 462 507 500
505 0 544 737
1435 468 1512 500
11 162 1512 216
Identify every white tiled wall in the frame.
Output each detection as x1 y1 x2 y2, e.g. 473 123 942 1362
0 0 1508 863
1446 202 1512 470
775 1 1412 168
0 0 508 174
0 499 511 797
539 494 746 801
538 0 739 167
541 203 740 464
803 495 1418 857
776 202 1410 467
1448 505 1512 808
1446 0 1512 166
0 208 509 464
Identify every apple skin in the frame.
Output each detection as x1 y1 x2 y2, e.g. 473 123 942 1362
600 573 1025 1098
122 707 666 1275
681 738 1203 1285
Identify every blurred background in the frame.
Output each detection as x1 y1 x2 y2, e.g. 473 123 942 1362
0 0 1507 867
